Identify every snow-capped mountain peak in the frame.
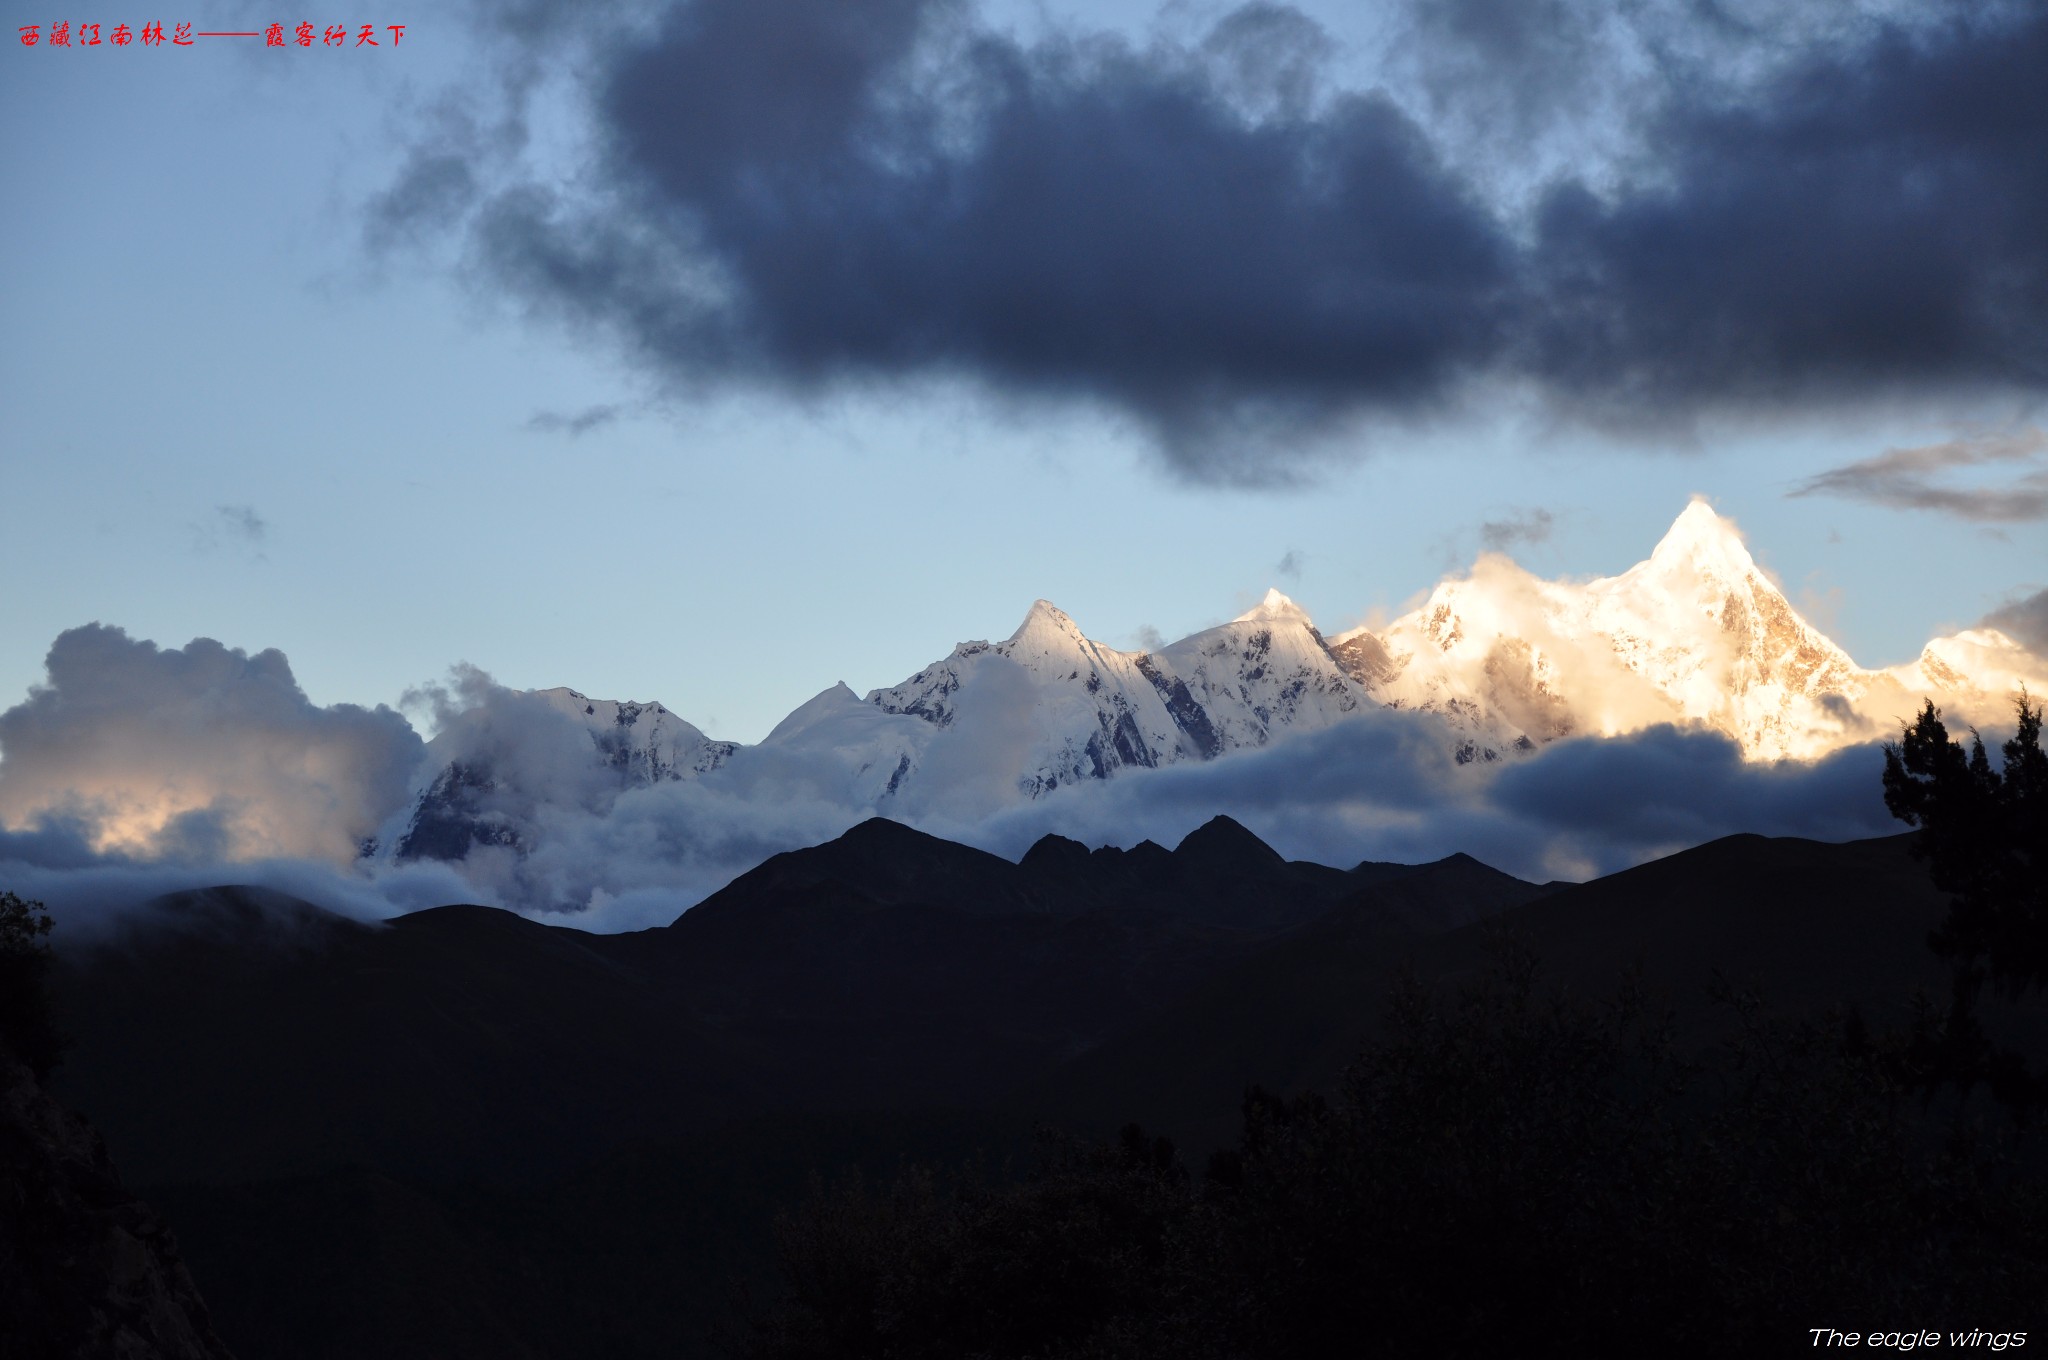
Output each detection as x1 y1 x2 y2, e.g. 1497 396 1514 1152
762 682 865 743
1148 591 1362 754
532 686 736 783
1322 498 2031 762
1644 497 1759 577
1007 599 1090 650
386 684 736 862
1884 628 2044 701
849 589 1368 803
1234 588 1311 625
379 500 2046 866
863 599 1191 796
999 599 1141 682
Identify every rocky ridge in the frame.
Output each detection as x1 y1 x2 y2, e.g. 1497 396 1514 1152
386 501 2045 862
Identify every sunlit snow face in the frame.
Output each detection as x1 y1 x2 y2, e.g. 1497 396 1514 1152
1339 500 2041 763
1 503 2041 927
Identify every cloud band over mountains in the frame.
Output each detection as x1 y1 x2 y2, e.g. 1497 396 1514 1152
11 494 2044 931
377 0 2048 476
0 621 1925 934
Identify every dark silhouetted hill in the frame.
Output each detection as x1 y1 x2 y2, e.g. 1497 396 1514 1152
1022 832 2048 1148
45 821 2040 1358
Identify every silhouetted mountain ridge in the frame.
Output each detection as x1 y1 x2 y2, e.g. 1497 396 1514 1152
44 819 2035 1360
55 817 1545 1186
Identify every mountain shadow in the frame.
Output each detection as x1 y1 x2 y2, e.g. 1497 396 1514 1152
44 819 2042 1358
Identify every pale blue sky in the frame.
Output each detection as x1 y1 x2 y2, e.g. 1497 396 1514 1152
5 1 2042 743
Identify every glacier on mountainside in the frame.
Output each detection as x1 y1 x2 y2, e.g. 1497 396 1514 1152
379 501 2047 864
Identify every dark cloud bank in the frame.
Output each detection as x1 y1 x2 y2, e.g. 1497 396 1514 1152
1 625 1905 934
1790 429 2048 522
376 0 2048 476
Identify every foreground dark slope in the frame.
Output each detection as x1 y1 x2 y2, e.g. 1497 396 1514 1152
56 887 754 1185
1 1049 237 1360
53 817 1522 1184
43 820 2028 1359
1022 831 2036 1145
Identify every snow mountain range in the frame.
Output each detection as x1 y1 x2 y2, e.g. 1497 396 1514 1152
384 501 2044 865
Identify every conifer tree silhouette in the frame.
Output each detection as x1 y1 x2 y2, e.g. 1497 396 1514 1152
1882 691 2046 1116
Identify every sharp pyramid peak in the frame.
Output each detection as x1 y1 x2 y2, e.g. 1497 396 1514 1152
1006 598 1088 647
1233 587 1312 626
763 680 862 741
1647 498 1758 574
1175 814 1284 866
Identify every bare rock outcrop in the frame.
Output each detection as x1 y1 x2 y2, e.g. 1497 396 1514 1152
0 1051 234 1360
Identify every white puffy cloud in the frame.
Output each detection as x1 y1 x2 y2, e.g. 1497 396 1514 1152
0 625 423 865
1 625 1910 935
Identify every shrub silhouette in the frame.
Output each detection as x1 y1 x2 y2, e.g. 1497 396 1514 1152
733 946 2046 1358
0 889 63 1080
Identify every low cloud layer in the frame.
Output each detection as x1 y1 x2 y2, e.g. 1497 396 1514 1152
1 624 1911 934
376 0 2048 477
949 714 1896 886
1790 430 2048 522
0 829 479 943
409 706 1903 930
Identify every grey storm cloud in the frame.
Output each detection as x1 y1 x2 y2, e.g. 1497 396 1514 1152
1483 723 1888 853
1788 429 2048 522
216 505 267 541
372 0 2048 478
365 149 481 254
525 404 622 436
1479 507 1555 552
1983 586 2048 656
947 712 1896 886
